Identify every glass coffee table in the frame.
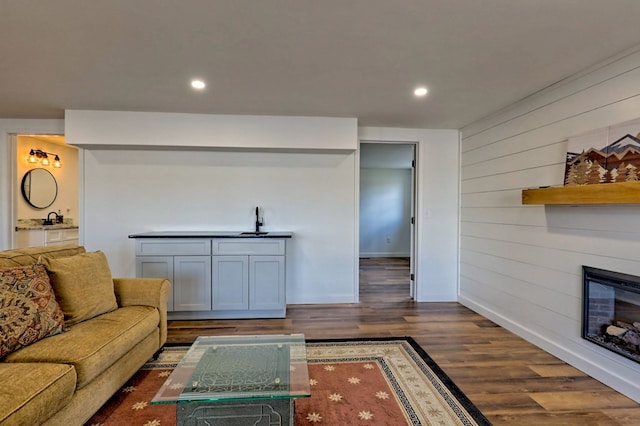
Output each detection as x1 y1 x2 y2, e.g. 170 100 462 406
152 334 310 425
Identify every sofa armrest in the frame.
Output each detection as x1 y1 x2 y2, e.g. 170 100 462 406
112 278 171 347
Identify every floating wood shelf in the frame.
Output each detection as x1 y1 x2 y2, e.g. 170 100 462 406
522 182 640 205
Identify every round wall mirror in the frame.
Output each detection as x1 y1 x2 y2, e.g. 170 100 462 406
21 168 58 209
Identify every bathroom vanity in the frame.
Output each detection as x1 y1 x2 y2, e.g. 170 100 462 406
129 231 292 320
14 220 79 249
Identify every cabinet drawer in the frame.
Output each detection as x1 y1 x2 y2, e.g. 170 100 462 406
45 228 79 243
63 228 79 241
211 239 285 255
47 239 79 247
135 239 211 256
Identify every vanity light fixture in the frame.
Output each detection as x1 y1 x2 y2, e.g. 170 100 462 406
28 149 61 168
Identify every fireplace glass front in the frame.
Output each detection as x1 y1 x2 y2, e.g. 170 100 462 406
582 266 640 363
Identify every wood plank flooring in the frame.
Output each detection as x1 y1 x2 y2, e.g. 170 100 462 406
167 257 640 425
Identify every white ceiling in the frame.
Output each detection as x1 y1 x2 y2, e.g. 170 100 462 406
3 1 640 129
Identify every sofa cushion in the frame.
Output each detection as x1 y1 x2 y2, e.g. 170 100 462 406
0 245 85 268
4 305 160 389
42 251 117 326
0 362 76 425
0 264 64 358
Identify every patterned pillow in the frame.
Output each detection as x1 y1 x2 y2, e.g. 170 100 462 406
0 264 64 358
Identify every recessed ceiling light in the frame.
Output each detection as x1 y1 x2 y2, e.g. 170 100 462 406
191 79 206 90
414 87 428 97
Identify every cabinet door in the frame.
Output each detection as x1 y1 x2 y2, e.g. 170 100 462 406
212 256 249 310
14 230 45 248
249 256 285 311
173 256 212 312
45 228 79 246
136 256 174 311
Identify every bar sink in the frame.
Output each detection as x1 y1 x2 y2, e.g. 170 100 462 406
239 231 269 236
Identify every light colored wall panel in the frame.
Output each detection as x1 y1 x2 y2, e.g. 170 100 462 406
537 205 640 234
461 234 640 281
460 44 640 402
462 47 640 147
460 263 580 322
460 249 579 298
462 205 640 232
463 93 640 166
82 148 358 304
462 165 564 193
66 110 357 151
462 83 640 171
358 127 460 301
461 190 523 208
463 222 640 263
460 206 548 228
462 142 567 180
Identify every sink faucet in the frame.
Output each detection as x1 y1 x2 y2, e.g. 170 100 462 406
44 211 59 226
255 206 263 233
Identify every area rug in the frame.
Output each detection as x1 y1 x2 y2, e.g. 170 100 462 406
86 337 490 425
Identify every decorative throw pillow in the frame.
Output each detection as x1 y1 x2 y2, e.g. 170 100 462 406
43 251 118 326
0 264 64 358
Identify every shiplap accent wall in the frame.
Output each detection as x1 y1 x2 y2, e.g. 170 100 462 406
459 47 640 402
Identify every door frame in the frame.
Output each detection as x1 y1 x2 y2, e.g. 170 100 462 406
9 131 68 249
357 139 419 300
8 133 17 248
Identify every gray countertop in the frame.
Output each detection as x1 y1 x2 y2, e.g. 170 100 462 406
128 231 292 239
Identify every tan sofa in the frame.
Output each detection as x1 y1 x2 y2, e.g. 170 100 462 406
0 245 170 425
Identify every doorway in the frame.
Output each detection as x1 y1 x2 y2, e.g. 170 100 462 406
359 142 417 300
11 134 79 248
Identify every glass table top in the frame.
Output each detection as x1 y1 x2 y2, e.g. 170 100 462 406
151 334 310 404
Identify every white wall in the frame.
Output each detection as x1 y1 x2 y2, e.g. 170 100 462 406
72 113 359 304
0 119 65 250
1 115 459 305
69 113 459 304
359 127 459 302
359 168 412 257
66 110 357 150
459 46 640 402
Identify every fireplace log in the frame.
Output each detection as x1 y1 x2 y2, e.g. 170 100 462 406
606 325 627 337
614 320 638 330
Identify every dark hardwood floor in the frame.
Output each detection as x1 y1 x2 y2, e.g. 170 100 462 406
167 257 640 425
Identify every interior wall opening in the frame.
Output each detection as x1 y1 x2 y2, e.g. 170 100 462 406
359 142 416 301
11 133 79 249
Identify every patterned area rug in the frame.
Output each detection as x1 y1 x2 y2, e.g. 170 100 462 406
86 337 490 425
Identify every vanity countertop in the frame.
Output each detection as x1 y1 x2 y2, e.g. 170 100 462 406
16 224 79 230
16 218 78 231
128 231 292 239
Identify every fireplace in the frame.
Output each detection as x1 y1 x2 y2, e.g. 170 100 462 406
582 266 640 363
